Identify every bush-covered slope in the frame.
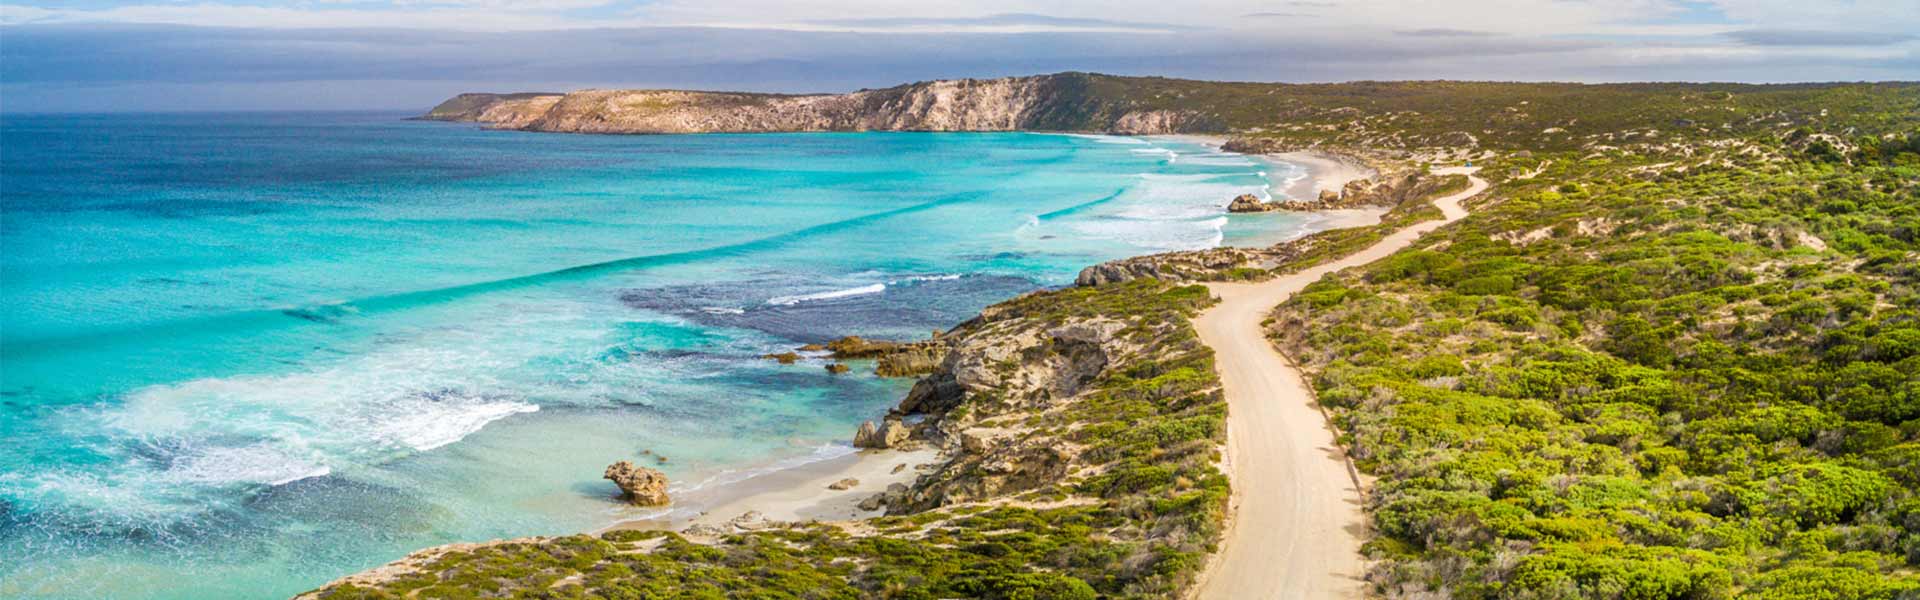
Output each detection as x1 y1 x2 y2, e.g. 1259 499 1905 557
1270 132 1920 598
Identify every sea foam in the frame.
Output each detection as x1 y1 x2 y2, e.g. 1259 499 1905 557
766 283 886 306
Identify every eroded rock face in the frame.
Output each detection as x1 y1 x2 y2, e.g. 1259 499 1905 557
837 299 1144 516
1111 109 1217 135
603 461 670 506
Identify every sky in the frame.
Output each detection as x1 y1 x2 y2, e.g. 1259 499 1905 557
1 0 1916 112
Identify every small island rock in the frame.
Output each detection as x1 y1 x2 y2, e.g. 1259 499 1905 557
603 461 671 506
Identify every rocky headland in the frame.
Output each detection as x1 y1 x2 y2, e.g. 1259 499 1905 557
421 73 1221 135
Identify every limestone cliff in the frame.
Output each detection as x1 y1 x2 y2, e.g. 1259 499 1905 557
421 73 1222 135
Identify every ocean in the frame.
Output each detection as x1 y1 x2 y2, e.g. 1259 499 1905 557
0 112 1322 598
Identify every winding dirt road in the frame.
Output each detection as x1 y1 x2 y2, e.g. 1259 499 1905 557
1193 168 1487 599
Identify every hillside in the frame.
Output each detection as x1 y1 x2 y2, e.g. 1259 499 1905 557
306 76 1920 599
420 73 1218 134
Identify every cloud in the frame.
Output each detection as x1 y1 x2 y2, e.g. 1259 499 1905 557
0 1 1913 112
801 13 1188 33
1396 28 1502 38
1723 29 1917 47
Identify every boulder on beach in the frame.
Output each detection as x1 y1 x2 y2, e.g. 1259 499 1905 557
1226 193 1272 213
603 461 671 506
828 478 859 490
854 417 911 449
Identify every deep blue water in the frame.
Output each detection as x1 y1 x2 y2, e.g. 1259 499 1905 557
0 111 1316 598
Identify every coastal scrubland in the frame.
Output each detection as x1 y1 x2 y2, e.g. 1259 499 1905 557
309 75 1920 598
1268 129 1920 598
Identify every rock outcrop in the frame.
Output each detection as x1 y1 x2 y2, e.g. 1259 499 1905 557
422 73 1221 135
853 417 911 449
818 335 951 378
874 345 946 377
1075 247 1266 286
1227 193 1273 213
603 461 670 506
842 292 1158 514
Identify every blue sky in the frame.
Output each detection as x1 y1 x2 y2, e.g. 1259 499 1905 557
1 0 1915 112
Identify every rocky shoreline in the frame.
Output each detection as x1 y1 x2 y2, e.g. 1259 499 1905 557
296 124 1414 598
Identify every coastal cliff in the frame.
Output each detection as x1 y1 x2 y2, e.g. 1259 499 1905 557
422 73 1222 134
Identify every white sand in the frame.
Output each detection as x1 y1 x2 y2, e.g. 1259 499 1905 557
1192 168 1485 599
600 447 940 533
1266 150 1377 202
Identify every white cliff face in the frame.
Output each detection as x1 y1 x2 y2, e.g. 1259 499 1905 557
472 95 562 128
850 78 1040 131
433 74 1212 135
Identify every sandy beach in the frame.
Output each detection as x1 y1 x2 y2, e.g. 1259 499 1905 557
598 445 940 534
1265 150 1377 202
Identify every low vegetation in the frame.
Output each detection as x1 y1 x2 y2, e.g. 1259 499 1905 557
1271 131 1920 598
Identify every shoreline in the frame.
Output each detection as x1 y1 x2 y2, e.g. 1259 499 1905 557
1262 150 1377 202
596 446 940 534
588 139 1384 535
304 133 1393 594
1148 134 1376 202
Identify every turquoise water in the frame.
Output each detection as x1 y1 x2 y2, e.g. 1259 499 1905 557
0 112 1315 598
